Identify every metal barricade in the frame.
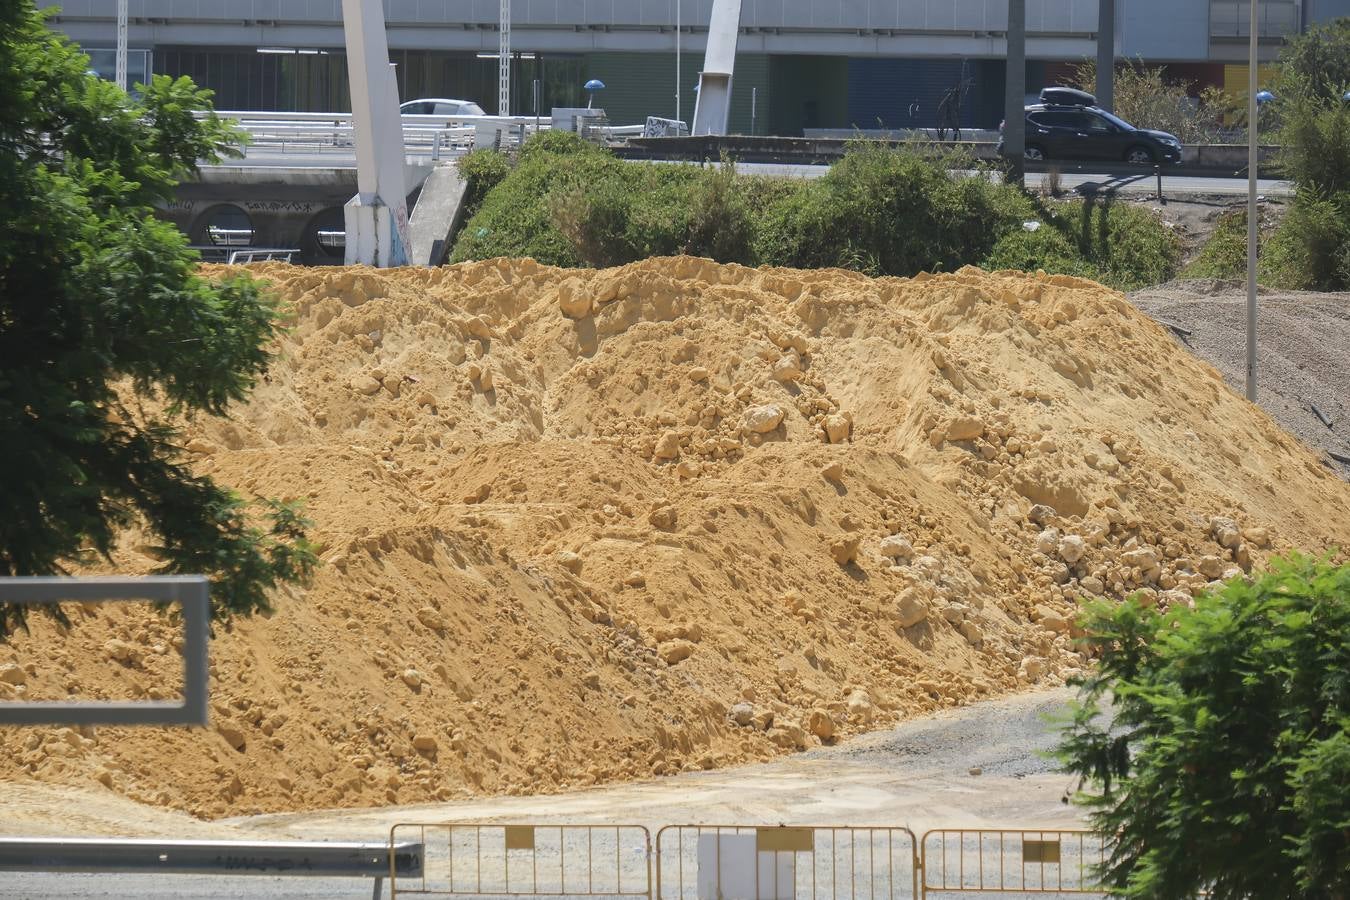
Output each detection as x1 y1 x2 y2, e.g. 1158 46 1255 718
655 825 918 900
919 829 1105 895
389 824 651 899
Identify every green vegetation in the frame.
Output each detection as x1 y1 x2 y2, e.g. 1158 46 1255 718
1180 208 1253 280
452 135 1182 290
1073 60 1239 143
1181 18 1350 290
0 1 315 633
1059 555 1350 898
1268 17 1350 290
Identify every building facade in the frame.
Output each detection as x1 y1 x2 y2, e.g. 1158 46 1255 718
51 0 1350 135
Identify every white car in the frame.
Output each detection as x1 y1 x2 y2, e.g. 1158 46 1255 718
400 98 486 116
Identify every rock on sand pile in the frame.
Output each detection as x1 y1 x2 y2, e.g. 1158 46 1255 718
2 257 1348 818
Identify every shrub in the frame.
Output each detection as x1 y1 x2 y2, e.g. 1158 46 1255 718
982 226 1097 279
1074 200 1183 290
1073 60 1238 143
1059 554 1350 898
1180 208 1251 281
683 157 756 265
756 143 1034 277
455 149 510 223
449 134 613 265
451 140 1181 289
1272 16 1350 106
548 160 700 267
1262 191 1350 290
1276 99 1350 196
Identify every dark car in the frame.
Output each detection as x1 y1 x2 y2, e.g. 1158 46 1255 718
998 87 1183 166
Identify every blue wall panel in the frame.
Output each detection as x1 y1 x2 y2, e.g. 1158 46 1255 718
846 58 984 130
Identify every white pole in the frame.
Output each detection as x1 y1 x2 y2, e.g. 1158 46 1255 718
1246 0 1259 402
499 0 511 116
675 0 681 124
115 0 128 91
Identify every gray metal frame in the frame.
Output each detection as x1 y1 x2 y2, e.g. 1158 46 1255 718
0 576 209 726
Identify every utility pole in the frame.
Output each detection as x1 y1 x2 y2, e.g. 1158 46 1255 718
499 0 511 115
1004 0 1026 185
115 0 128 91
1245 0 1260 402
1096 0 1115 111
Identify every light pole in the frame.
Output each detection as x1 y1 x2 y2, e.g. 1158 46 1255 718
499 0 511 115
115 0 128 91
1245 0 1260 402
675 0 681 124
1003 0 1027 185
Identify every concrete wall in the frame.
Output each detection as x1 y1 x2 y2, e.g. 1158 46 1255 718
53 0 1099 32
50 0 1106 59
1121 0 1211 60
1307 0 1350 22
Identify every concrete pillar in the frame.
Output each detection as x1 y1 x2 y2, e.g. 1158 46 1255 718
1096 0 1115 112
1004 0 1026 185
341 0 410 267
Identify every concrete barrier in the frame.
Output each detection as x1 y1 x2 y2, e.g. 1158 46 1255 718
620 135 1280 176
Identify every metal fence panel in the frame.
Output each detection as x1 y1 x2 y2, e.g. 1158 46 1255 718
919 829 1106 895
0 576 209 726
389 824 652 899
656 825 918 900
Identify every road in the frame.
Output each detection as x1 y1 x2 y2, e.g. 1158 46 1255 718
2 689 1109 899
215 148 1291 199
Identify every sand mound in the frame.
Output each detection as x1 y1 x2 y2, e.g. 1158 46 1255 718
3 257 1348 819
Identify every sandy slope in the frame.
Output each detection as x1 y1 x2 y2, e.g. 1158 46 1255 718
2 257 1346 820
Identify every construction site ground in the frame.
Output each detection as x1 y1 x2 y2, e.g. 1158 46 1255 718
0 254 1347 898
1 688 1080 898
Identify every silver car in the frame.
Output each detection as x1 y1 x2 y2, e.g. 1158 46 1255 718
400 98 486 116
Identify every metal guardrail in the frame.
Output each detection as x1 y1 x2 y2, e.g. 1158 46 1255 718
0 576 209 726
203 110 643 161
389 824 652 899
0 837 424 899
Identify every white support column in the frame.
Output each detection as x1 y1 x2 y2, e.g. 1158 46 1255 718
690 0 742 135
115 0 128 91
341 0 410 267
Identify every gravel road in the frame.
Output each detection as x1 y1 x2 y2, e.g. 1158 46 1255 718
2 689 1109 899
1132 281 1350 475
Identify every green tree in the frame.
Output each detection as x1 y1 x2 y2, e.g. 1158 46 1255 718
1058 555 1350 898
0 2 315 633
1273 16 1350 106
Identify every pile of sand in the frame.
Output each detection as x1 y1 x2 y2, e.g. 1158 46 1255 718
3 257 1348 819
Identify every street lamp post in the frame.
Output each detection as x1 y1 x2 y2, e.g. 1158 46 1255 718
115 0 128 91
1003 0 1027 185
675 0 681 125
1245 0 1259 402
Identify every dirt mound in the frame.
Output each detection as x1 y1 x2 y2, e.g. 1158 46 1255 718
3 257 1348 819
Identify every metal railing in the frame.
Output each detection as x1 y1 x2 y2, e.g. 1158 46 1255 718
0 576 208 726
0 837 423 900
202 110 646 162
655 825 919 900
920 829 1106 895
389 824 652 899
